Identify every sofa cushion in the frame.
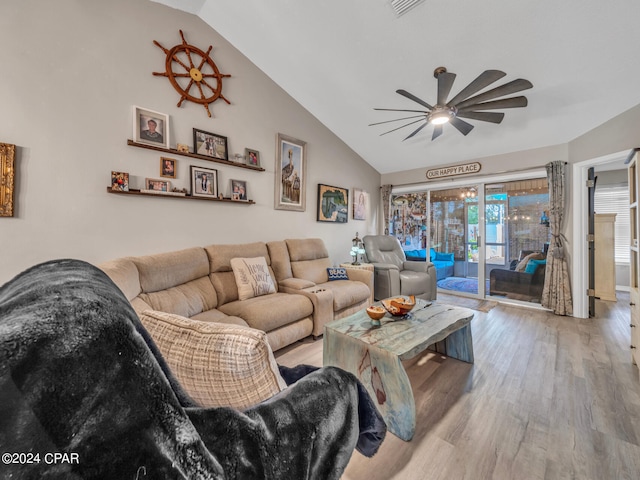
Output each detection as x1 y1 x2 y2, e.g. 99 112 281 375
139 277 218 318
98 258 141 301
286 238 332 284
434 252 454 262
524 258 546 274
430 248 436 261
327 267 349 281
515 252 545 272
230 257 277 300
218 292 313 332
318 280 370 311
140 310 287 410
132 247 210 293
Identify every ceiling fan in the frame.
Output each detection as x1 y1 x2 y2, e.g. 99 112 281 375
371 67 533 141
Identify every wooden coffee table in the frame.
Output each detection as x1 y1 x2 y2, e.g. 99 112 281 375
323 299 474 441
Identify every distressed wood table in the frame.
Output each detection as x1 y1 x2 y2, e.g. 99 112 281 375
323 300 474 441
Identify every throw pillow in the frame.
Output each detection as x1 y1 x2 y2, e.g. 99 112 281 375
515 252 545 272
434 251 454 262
230 257 276 301
140 310 287 409
327 267 349 281
430 248 437 261
524 258 546 274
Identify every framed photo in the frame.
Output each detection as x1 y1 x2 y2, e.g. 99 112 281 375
190 165 218 198
1 143 16 217
144 178 170 192
317 184 349 223
176 143 190 153
133 106 169 149
230 179 248 201
245 148 260 167
353 188 368 221
160 157 176 178
275 133 306 212
193 128 228 160
111 171 129 192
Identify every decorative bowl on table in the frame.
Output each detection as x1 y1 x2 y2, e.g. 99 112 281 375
380 295 416 316
366 305 386 320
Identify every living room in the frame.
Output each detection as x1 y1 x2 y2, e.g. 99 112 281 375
3 1 640 478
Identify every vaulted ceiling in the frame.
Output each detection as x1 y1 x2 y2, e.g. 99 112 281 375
152 0 640 174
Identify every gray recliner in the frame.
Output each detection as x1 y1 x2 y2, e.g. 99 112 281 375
363 235 437 301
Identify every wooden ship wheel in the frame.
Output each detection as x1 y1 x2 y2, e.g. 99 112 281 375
153 30 230 117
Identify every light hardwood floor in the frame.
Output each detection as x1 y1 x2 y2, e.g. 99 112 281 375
275 294 640 480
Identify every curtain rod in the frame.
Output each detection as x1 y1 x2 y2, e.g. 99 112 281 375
382 161 567 189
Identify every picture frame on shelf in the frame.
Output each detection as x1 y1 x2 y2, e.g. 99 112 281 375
317 183 349 223
193 128 228 160
160 157 176 178
111 171 129 192
275 133 306 212
190 165 218 198
144 178 171 192
133 106 169 149
230 179 248 201
1 142 16 217
245 148 260 167
176 143 190 154
353 188 368 221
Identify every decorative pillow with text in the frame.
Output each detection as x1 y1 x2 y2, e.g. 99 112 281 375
327 267 349 281
231 257 277 300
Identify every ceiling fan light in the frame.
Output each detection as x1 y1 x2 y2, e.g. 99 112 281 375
430 114 450 125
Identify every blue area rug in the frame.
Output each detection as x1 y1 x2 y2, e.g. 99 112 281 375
437 277 490 294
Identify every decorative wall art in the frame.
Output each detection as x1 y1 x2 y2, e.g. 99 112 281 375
133 106 169 149
230 179 248 201
353 188 368 221
190 165 218 198
245 148 260 167
275 133 306 212
193 128 228 160
153 30 231 118
0 143 16 217
110 171 129 192
160 157 176 178
317 184 349 223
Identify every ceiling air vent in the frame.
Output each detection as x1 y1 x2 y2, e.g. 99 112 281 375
390 0 426 16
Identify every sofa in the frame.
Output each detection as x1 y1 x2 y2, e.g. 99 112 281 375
99 238 373 352
402 248 454 280
489 250 547 301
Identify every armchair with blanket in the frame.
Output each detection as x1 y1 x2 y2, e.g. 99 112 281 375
0 259 386 479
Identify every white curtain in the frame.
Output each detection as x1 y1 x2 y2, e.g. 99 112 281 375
542 161 573 315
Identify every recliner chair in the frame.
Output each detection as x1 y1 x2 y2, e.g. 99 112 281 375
363 235 437 301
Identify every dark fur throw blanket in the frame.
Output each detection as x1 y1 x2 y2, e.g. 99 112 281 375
0 259 385 479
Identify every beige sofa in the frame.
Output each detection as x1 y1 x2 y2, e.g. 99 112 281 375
99 238 373 351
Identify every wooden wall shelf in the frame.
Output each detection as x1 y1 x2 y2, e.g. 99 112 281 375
127 140 266 172
107 187 255 204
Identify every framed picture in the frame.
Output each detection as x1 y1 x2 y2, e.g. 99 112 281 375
1 142 16 217
245 148 260 167
144 178 170 192
275 133 306 212
176 143 190 153
230 179 248 201
190 165 218 198
133 106 169 149
160 157 176 178
317 184 349 223
193 128 228 160
111 171 129 192
353 188 368 221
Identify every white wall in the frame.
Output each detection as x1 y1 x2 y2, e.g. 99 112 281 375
0 0 380 284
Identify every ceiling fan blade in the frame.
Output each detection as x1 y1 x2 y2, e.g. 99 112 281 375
432 125 443 140
368 114 427 126
396 89 434 110
374 107 430 114
453 79 533 110
379 118 426 136
450 117 474 136
437 72 456 105
456 111 505 124
403 121 430 140
446 70 506 107
457 96 528 111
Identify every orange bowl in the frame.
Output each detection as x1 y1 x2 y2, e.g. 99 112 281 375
366 305 386 320
380 295 416 316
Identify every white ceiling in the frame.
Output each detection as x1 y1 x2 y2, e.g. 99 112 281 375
152 0 640 174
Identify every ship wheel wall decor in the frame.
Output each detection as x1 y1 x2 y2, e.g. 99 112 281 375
153 30 230 117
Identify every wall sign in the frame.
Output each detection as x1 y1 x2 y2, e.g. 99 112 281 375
426 162 481 180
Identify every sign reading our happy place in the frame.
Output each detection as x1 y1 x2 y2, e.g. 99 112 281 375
426 162 481 180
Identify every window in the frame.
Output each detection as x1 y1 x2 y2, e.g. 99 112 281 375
594 185 630 263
